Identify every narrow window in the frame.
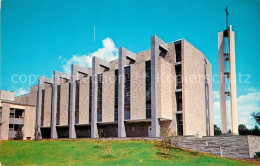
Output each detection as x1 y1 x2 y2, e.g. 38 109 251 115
114 69 118 121
176 114 183 135
68 82 71 125
0 107 2 117
41 90 45 126
175 42 182 62
175 65 182 89
146 61 151 119
97 74 103 122
176 92 182 111
75 80 80 124
56 85 61 125
89 76 92 123
124 67 130 120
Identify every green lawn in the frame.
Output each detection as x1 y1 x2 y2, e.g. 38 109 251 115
0 139 257 165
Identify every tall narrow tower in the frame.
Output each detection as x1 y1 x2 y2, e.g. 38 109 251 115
218 7 238 135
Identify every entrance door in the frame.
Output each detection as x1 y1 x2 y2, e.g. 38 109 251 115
148 126 152 137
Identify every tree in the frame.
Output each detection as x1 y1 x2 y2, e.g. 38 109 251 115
251 125 260 136
15 125 24 140
252 112 260 125
214 125 222 136
34 126 42 141
238 124 251 135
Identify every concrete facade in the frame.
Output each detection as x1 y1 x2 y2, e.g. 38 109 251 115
0 102 36 140
183 40 214 137
5 36 213 139
0 90 14 102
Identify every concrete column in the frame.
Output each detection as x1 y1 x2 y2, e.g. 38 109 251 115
69 66 77 139
151 35 168 137
91 57 99 138
218 31 228 133
228 26 238 135
118 47 135 137
51 71 70 139
118 47 126 137
69 64 88 138
51 72 58 139
36 78 43 133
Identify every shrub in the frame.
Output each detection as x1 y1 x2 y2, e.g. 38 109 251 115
15 125 24 140
254 152 260 158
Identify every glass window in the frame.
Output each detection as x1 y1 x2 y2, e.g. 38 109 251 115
114 69 118 121
176 92 182 111
146 60 152 119
41 90 45 126
9 124 14 131
89 76 92 123
125 96 130 103
56 85 61 125
57 85 61 114
177 114 183 135
124 67 131 120
97 74 102 122
75 80 80 111
146 109 151 119
10 108 15 118
124 67 130 73
175 42 182 62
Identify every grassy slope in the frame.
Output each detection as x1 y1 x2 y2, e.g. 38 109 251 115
0 139 256 165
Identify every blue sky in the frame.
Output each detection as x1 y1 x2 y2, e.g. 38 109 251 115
0 0 259 129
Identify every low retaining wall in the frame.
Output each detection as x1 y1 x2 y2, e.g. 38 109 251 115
248 135 260 158
178 135 260 159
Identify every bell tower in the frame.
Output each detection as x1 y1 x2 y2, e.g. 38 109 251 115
218 6 238 135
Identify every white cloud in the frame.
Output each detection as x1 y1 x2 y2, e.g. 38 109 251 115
213 88 260 130
62 38 118 73
14 87 29 97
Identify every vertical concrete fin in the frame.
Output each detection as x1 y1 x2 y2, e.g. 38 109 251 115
228 26 238 135
151 35 167 137
118 47 134 137
218 31 227 133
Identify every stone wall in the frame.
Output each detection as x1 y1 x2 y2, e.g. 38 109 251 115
102 71 115 122
79 77 89 124
130 62 146 120
158 57 173 119
23 106 36 140
203 136 250 158
248 135 260 158
59 82 69 125
14 92 37 106
182 39 213 137
43 87 52 127
179 135 260 159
